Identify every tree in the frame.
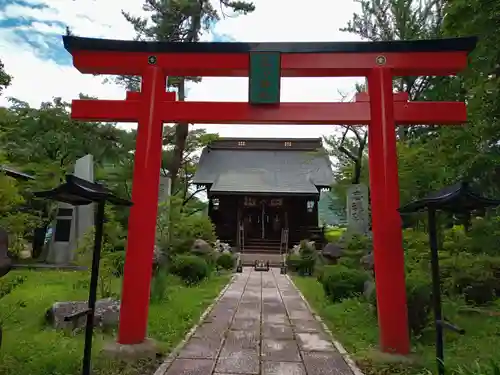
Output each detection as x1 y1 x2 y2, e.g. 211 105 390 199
0 59 12 96
343 0 444 99
0 97 136 229
117 0 255 190
162 125 218 212
439 0 500 195
323 82 368 187
342 0 447 140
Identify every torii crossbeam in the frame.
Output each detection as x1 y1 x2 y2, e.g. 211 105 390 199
63 35 476 355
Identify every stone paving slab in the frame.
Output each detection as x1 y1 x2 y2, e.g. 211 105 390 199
159 268 356 375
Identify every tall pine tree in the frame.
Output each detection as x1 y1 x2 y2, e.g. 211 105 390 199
118 0 255 190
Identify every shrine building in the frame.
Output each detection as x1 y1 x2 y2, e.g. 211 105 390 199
193 138 334 253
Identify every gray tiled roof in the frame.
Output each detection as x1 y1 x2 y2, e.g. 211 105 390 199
193 148 334 195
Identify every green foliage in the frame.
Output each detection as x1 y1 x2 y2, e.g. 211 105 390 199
344 232 370 251
105 251 126 277
405 271 433 337
320 265 369 303
157 196 216 256
0 58 12 95
75 207 127 298
0 274 26 299
169 254 210 285
286 241 320 276
286 253 302 272
0 269 229 375
441 253 500 306
455 361 500 375
216 253 235 270
404 224 500 307
150 270 175 303
324 226 346 242
0 168 40 256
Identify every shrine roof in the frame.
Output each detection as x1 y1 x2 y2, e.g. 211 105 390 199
194 138 333 195
63 36 477 55
0 165 34 180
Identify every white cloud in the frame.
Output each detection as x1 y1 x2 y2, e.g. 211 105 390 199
0 0 363 139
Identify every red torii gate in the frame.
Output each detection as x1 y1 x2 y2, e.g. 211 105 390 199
63 35 476 355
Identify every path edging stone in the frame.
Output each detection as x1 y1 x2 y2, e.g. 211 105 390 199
286 274 365 375
153 274 236 375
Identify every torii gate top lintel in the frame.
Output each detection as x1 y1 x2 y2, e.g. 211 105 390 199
62 35 477 77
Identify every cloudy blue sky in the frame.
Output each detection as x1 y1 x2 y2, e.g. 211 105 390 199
0 0 363 138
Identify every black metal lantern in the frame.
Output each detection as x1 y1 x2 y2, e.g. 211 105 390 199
398 181 500 375
34 175 132 375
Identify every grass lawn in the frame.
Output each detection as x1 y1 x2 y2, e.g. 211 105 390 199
0 269 230 375
293 276 500 375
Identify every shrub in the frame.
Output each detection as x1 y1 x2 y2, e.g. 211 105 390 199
440 253 500 305
368 270 432 337
216 253 235 270
157 196 216 256
320 265 369 302
287 253 316 276
0 275 26 299
297 255 316 276
325 226 346 242
150 269 172 303
105 250 126 277
286 254 302 272
169 254 210 285
405 271 433 337
344 233 371 251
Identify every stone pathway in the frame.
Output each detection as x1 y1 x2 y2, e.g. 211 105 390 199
156 268 356 375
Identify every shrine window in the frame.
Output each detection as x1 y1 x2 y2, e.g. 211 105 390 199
212 198 220 210
238 141 246 146
284 141 292 147
307 200 315 213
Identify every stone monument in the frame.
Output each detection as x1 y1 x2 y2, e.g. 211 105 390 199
346 183 369 234
156 171 171 242
46 154 94 264
158 171 171 204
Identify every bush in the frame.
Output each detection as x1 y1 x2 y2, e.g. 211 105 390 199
405 271 433 337
324 226 346 242
344 233 371 251
104 250 126 277
0 275 26 299
441 253 500 305
169 254 210 285
368 270 432 337
157 196 216 256
287 253 316 276
320 265 369 302
286 254 302 272
216 253 234 270
150 269 174 303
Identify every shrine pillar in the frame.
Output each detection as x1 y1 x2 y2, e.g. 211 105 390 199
367 67 410 354
118 65 166 344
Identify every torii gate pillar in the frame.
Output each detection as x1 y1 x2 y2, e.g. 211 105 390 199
367 68 409 353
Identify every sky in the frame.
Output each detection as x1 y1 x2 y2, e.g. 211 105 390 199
0 0 364 139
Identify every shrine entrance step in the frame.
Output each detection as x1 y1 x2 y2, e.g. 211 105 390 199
240 253 282 267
